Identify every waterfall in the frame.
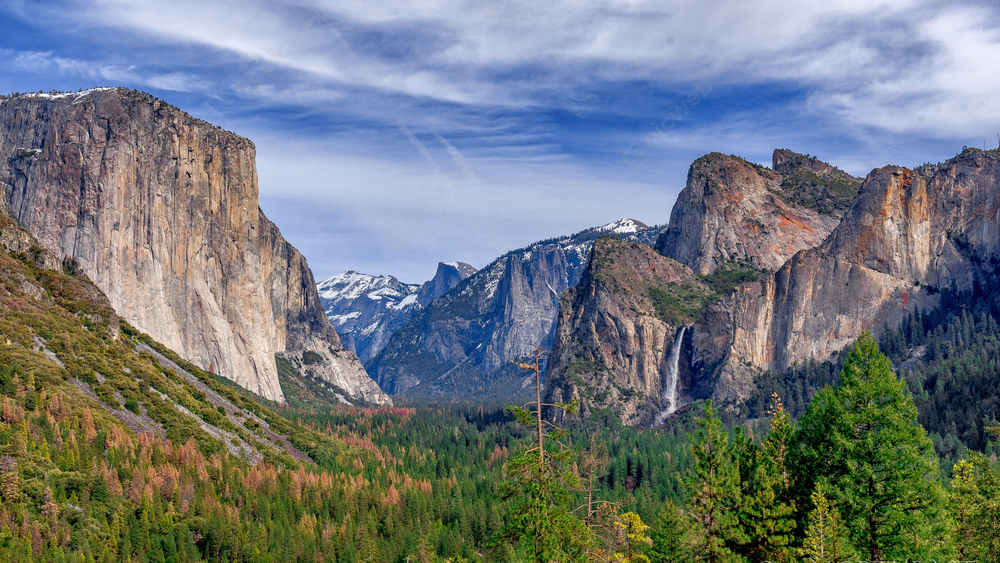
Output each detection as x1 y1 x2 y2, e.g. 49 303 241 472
654 326 687 426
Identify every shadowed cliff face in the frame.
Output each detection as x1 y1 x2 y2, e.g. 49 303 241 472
698 149 1000 405
655 152 845 275
367 220 659 399
543 237 707 426
0 88 388 404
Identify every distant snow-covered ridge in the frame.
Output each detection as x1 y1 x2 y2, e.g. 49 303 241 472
317 261 476 364
364 218 666 398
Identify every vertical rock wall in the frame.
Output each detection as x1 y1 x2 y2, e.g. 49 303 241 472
0 89 387 404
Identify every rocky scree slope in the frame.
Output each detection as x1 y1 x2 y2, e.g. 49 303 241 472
696 148 1000 406
367 219 657 399
544 237 711 425
0 88 387 405
655 151 855 275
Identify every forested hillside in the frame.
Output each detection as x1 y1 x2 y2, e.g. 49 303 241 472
1 194 1000 562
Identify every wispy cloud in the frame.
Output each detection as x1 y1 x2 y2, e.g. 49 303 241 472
0 0 997 281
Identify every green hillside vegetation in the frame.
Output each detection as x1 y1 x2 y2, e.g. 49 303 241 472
3 213 1000 561
647 260 767 326
775 168 862 217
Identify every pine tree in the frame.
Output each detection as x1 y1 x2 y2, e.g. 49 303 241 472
798 483 853 563
648 499 687 563
684 401 742 563
497 348 588 562
951 459 981 561
734 395 796 562
789 332 949 561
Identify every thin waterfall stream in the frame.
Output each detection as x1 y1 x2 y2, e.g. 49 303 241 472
654 326 687 426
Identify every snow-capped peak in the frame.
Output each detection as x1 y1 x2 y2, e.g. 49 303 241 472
317 271 419 303
595 218 649 235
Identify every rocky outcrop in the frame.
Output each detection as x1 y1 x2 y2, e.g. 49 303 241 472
697 148 1000 405
368 219 658 398
417 262 477 307
543 237 709 425
771 149 863 218
0 213 62 272
655 152 844 275
0 88 388 404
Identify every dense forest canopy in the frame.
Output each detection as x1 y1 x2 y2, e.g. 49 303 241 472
0 230 999 561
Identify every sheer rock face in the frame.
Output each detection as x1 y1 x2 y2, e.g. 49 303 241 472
0 88 388 404
417 262 477 307
543 237 705 426
368 220 659 399
655 152 842 275
698 149 1000 405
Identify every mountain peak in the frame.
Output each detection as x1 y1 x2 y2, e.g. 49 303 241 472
595 218 649 235
417 261 478 307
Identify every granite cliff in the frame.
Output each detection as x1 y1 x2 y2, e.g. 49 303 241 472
368 219 659 399
698 148 1000 405
418 262 478 307
655 151 855 274
0 88 388 404
543 237 710 425
548 148 1000 423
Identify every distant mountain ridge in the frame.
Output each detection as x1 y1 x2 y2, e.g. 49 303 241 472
544 147 1000 425
365 219 663 399
317 261 477 363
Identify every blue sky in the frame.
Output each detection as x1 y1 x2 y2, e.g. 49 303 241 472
2 0 998 283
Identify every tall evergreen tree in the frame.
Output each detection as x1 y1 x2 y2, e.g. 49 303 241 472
684 401 742 563
648 500 687 563
497 348 588 562
798 483 853 563
789 332 950 561
734 396 796 562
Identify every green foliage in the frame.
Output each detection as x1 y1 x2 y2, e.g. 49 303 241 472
647 283 713 326
300 350 323 365
731 397 796 563
798 483 854 563
775 168 861 216
789 332 950 561
497 350 589 562
697 262 768 296
648 500 686 563
683 401 742 563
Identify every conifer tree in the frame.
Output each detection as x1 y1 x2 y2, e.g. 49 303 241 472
648 499 687 563
789 332 949 561
733 396 796 562
684 401 741 563
798 483 853 563
497 348 587 562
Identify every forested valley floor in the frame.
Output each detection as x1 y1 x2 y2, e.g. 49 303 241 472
1 239 1000 562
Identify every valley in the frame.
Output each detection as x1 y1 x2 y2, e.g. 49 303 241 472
1 88 999 562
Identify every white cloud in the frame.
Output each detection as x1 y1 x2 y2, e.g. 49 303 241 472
66 0 997 139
